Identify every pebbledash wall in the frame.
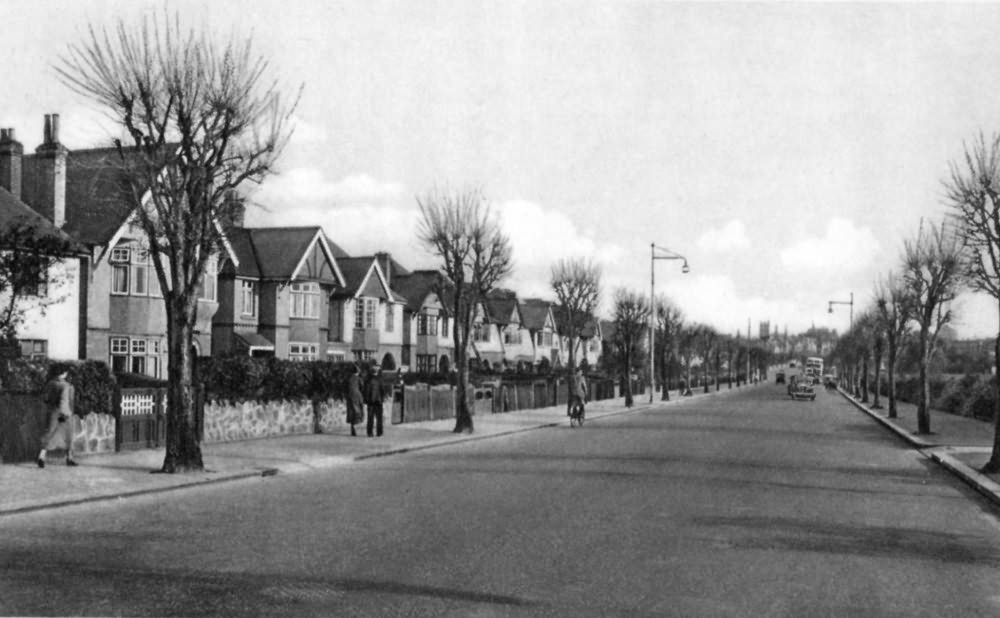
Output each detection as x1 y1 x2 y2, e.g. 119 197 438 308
202 398 353 443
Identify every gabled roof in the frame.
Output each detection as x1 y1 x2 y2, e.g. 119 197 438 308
391 270 444 313
330 255 400 302
484 289 520 326
227 226 344 284
0 186 85 253
23 146 136 246
519 298 555 331
600 319 616 342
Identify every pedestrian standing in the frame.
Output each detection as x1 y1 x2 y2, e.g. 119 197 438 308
37 363 77 468
364 364 385 437
346 364 364 437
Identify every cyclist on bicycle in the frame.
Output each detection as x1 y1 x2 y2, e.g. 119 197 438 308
568 369 588 418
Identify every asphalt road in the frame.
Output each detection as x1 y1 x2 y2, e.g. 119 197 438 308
3 384 1000 617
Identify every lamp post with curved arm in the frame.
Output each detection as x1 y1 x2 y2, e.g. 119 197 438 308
828 292 854 329
649 243 689 404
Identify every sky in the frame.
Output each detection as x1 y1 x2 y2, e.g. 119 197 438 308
4 1 1000 338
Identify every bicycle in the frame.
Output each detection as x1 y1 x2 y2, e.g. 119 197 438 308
569 400 586 427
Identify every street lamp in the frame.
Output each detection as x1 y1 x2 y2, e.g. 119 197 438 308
650 243 689 404
828 292 854 329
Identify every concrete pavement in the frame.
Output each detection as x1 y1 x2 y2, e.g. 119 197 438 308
0 384 751 516
839 387 1000 508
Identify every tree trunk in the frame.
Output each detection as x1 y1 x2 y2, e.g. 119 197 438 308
703 353 710 394
982 328 1000 473
161 300 203 473
887 343 898 419
860 355 869 404
452 304 474 434
660 347 670 401
727 350 733 389
623 346 634 407
871 349 883 409
917 328 931 434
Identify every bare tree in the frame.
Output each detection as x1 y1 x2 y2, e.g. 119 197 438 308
852 309 878 405
0 218 77 347
611 288 649 408
417 187 513 433
57 13 298 472
551 258 601 373
654 296 683 401
901 220 965 435
873 272 911 419
944 132 1000 471
698 324 717 394
678 323 701 396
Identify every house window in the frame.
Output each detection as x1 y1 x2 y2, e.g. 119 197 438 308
131 249 148 295
416 354 436 373
441 316 449 338
504 326 521 345
290 282 320 318
240 280 257 317
385 304 394 332
289 343 318 361
354 350 375 362
197 258 217 302
473 323 491 343
110 336 161 377
537 332 553 347
354 298 377 329
111 247 130 295
417 313 438 336
327 350 346 362
19 339 47 359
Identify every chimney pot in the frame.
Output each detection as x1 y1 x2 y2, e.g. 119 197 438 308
43 114 51 144
0 126 23 200
51 114 60 144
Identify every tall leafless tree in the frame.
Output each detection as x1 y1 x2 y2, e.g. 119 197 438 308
654 296 683 401
944 132 1000 471
698 324 717 394
611 288 649 408
873 272 911 419
901 220 965 435
417 187 513 433
57 13 298 472
551 258 601 373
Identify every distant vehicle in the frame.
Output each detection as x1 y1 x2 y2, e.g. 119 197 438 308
787 375 816 401
805 356 823 375
823 374 836 390
789 360 797 368
776 370 786 384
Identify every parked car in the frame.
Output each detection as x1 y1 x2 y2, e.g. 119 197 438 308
775 370 786 384
789 360 797 368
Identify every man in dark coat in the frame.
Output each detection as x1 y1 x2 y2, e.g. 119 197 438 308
364 364 385 437
37 363 77 468
347 365 364 437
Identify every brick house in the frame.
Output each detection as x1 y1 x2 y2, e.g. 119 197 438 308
0 114 225 374
484 289 534 370
213 226 346 360
519 298 562 368
391 269 455 372
326 252 406 367
552 305 603 369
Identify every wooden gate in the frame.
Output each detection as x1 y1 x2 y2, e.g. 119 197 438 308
115 387 166 450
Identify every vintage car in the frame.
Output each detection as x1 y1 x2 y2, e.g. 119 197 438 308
787 376 816 401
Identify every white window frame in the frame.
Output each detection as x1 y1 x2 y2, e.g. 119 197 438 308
290 282 320 319
289 342 319 361
240 279 257 317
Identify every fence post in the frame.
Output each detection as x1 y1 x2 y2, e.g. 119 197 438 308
113 385 122 452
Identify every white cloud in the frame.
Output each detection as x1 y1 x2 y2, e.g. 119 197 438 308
780 218 880 273
256 169 406 207
496 199 626 298
696 220 750 252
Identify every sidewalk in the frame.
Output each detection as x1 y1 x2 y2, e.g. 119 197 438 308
0 386 747 516
839 388 1000 508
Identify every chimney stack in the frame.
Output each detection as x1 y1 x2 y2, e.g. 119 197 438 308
0 127 24 200
375 252 391 287
34 113 67 227
223 189 245 229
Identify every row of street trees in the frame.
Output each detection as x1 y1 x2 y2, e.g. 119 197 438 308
834 132 1000 474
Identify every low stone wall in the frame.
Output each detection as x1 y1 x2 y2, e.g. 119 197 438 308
73 414 116 455
203 399 315 444
316 399 349 434
0 393 115 462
